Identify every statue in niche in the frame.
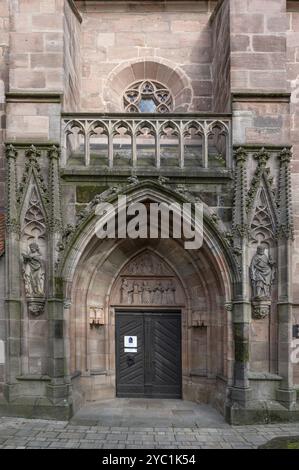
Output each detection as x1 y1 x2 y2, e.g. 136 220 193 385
250 246 275 300
22 242 45 297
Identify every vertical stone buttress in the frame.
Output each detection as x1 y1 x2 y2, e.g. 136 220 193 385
46 146 70 409
4 145 21 398
230 147 251 407
276 148 296 408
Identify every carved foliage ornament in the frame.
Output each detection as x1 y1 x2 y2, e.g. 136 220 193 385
18 145 49 208
252 302 270 320
250 187 276 244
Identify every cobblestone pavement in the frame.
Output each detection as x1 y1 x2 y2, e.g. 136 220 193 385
0 417 299 449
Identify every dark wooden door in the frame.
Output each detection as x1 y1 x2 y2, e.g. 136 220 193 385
116 311 181 398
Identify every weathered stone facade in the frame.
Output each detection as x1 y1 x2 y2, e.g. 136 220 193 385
0 0 299 424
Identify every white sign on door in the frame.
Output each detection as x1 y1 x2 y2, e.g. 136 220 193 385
124 335 137 348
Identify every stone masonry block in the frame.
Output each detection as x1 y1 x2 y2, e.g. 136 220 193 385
252 35 286 52
10 70 46 89
247 0 285 13
231 14 264 34
10 33 44 53
31 53 63 69
32 14 63 32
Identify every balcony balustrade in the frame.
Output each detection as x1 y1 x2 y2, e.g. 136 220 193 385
61 113 231 171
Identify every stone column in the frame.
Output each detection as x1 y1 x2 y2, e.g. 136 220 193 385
46 147 71 415
229 147 252 411
4 145 22 400
276 149 297 408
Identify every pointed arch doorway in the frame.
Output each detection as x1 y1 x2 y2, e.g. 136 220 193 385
115 310 182 398
112 250 185 399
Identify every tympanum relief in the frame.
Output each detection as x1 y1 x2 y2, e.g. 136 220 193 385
120 278 177 305
112 252 182 306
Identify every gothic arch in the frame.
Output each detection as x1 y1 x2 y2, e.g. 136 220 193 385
57 181 238 411
104 58 193 112
58 180 239 297
68 235 231 408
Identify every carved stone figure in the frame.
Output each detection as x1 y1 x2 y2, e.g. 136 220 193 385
22 242 45 297
153 282 163 304
125 253 170 276
166 280 176 304
127 283 134 304
250 246 275 300
27 300 45 317
119 277 179 305
120 278 129 304
132 282 142 304
142 281 152 304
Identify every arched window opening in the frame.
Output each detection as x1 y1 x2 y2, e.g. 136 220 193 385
123 80 173 113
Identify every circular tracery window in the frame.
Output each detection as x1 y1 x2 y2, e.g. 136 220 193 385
123 80 173 113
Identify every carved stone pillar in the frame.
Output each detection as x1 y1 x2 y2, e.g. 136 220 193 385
276 148 297 409
229 148 252 409
4 145 22 398
46 147 70 411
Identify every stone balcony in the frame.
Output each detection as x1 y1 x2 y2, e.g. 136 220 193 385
61 113 232 177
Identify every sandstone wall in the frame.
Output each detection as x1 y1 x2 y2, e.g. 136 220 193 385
77 0 217 112
63 0 81 111
211 0 231 112
0 0 9 394
231 0 289 146
287 0 299 385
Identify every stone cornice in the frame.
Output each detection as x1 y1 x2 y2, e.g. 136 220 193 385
5 141 60 148
233 144 292 151
6 92 63 103
60 168 233 183
61 111 232 119
232 91 291 103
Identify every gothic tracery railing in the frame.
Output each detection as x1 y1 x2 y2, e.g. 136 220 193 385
61 114 231 170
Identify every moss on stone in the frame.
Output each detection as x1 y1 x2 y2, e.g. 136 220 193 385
288 442 299 449
235 340 249 363
76 185 109 203
259 436 299 449
55 277 64 298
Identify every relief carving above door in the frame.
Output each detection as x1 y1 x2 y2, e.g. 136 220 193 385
112 252 184 306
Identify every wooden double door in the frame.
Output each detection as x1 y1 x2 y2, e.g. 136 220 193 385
115 311 182 398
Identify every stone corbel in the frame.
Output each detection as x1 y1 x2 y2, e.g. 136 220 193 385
27 297 45 317
191 310 207 327
89 306 104 327
252 300 271 320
